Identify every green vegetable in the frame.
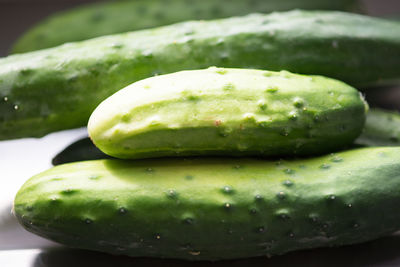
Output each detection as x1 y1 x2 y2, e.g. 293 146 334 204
14 147 400 260
356 108 400 146
11 0 362 53
52 137 111 165
1 11 399 140
89 68 367 159
54 108 398 165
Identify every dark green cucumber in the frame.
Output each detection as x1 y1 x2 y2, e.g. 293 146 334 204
386 15 400 21
14 147 400 260
11 0 362 53
52 137 111 166
1 11 400 140
88 68 367 159
356 108 400 146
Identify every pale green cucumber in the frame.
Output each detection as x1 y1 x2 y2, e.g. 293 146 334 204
55 108 398 165
88 68 367 159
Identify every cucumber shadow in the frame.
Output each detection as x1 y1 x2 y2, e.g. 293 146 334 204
52 137 112 166
33 232 400 267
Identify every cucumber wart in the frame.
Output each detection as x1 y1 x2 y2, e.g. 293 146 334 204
1 11 399 140
89 68 367 159
14 147 400 260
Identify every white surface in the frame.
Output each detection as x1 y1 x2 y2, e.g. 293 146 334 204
0 249 39 267
0 128 87 249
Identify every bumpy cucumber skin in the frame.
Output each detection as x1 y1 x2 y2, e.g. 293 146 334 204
52 137 111 166
1 11 400 140
88 68 367 159
14 147 400 260
356 108 400 146
11 0 361 53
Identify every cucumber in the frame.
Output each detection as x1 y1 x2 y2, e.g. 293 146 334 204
11 0 362 53
1 11 399 140
52 137 111 166
14 147 400 260
55 108 394 165
356 108 400 147
89 68 367 159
